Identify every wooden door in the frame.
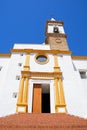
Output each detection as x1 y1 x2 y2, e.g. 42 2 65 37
32 84 42 113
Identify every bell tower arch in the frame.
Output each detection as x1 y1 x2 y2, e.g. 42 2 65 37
45 18 69 51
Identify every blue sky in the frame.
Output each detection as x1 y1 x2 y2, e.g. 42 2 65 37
0 0 87 56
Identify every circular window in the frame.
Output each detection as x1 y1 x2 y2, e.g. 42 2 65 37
35 54 49 64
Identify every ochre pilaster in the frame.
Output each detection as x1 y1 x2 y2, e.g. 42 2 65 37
23 77 29 104
17 77 24 104
16 77 29 113
54 54 60 72
54 77 60 113
54 77 66 113
59 78 65 105
24 54 30 71
54 54 66 113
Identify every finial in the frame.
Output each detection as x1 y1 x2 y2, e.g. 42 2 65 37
51 18 56 21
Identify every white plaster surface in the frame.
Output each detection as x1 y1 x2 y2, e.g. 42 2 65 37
0 44 87 119
14 44 50 50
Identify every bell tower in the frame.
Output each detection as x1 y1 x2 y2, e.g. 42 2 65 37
45 18 69 51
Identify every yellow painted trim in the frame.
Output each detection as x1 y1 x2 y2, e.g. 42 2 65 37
55 104 66 107
16 104 28 113
24 66 30 68
29 77 54 80
24 54 30 66
24 54 30 71
23 78 29 104
0 54 11 57
59 78 66 105
72 56 87 60
21 71 62 79
54 77 66 113
16 77 29 113
54 78 60 112
17 77 24 104
34 53 49 65
11 49 72 55
11 49 32 53
54 54 60 72
17 103 28 106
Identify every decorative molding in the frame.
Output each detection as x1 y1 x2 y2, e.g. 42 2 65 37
46 33 67 38
0 54 11 57
72 56 87 60
21 71 62 79
11 49 72 55
55 104 66 107
23 54 30 71
24 66 30 68
54 78 66 113
46 20 64 25
16 77 29 113
54 54 60 72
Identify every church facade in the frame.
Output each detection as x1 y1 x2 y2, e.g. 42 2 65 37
0 18 87 118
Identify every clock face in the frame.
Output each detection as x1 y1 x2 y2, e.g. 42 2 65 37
55 38 62 43
35 54 49 64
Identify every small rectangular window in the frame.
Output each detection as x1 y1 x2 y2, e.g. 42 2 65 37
79 71 87 79
18 63 22 67
12 92 17 98
20 53 23 56
0 66 2 71
16 75 20 80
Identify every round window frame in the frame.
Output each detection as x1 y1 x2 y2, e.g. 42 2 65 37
35 53 49 65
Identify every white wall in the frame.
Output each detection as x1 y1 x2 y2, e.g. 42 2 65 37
30 53 54 72
0 44 87 119
58 55 87 118
0 57 10 87
0 53 26 117
14 44 50 50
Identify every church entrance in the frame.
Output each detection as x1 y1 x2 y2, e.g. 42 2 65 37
32 84 50 113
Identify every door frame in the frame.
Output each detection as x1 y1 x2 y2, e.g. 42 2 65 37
28 79 55 113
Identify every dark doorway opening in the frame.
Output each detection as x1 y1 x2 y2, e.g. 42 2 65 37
42 93 50 113
42 84 50 113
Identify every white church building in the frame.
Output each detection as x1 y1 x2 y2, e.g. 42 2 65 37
0 18 87 119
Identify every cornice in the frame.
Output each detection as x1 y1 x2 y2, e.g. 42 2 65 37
0 54 11 57
46 33 67 38
11 49 72 55
21 71 62 79
72 56 87 60
46 20 64 25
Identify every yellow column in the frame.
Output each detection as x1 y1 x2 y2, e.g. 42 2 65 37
54 54 60 113
54 77 60 113
23 77 29 104
54 54 60 72
59 78 65 105
24 53 30 71
54 54 66 113
17 77 24 104
16 53 30 113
